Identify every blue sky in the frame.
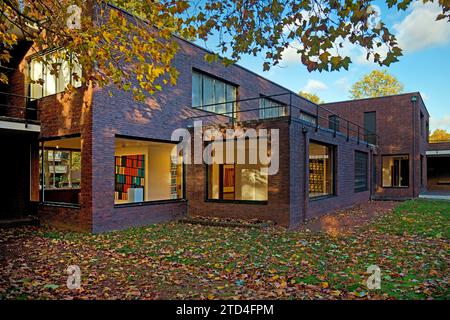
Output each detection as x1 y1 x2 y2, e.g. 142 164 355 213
196 1 450 132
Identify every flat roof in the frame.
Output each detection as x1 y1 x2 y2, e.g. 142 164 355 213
322 92 430 117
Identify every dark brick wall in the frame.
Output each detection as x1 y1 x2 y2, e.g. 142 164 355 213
2 42 39 119
37 87 89 137
428 142 450 151
93 201 187 233
3 50 27 119
38 204 89 232
323 93 429 199
289 121 372 224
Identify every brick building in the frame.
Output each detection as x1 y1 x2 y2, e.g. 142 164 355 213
323 93 431 200
0 4 447 232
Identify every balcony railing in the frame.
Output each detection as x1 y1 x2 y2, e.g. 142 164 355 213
188 92 379 146
0 91 39 126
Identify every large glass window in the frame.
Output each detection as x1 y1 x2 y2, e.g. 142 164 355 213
192 70 237 115
207 139 268 201
114 137 184 204
382 155 409 187
354 151 368 192
309 142 335 198
40 137 81 204
259 97 286 119
300 112 317 125
29 50 82 99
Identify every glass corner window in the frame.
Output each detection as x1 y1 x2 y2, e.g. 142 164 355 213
29 50 82 99
114 137 184 204
40 137 82 205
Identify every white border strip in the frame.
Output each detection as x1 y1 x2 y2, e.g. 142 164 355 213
0 120 40 132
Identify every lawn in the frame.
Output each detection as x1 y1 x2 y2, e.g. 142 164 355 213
0 199 448 300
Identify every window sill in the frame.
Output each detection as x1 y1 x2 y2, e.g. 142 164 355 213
381 186 409 189
205 199 268 205
114 198 187 208
43 187 81 191
40 202 80 209
31 85 84 101
309 194 336 202
354 188 369 193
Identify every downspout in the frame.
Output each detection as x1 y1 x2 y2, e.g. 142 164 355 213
40 141 45 203
302 127 308 223
369 147 373 200
411 96 417 198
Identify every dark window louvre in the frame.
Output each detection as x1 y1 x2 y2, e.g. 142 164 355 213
354 151 368 192
364 111 377 144
329 115 339 132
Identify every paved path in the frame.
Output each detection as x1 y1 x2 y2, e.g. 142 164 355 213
297 201 398 235
419 191 450 201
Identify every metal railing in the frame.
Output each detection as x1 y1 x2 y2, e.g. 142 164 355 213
0 91 39 126
188 92 379 146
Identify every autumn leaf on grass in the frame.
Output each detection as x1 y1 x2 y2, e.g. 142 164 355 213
43 284 59 290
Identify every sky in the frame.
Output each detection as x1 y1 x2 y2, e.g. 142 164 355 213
195 1 450 132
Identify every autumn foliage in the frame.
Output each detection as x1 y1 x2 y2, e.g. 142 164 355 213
1 1 449 100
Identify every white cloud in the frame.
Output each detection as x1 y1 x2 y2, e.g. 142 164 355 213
394 1 450 53
280 1 449 67
281 41 303 63
281 35 388 67
355 45 389 65
302 79 328 92
335 76 351 91
430 115 450 131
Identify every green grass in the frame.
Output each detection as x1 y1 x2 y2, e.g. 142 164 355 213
373 199 450 239
1 199 449 300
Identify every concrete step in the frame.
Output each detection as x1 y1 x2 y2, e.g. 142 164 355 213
419 193 450 201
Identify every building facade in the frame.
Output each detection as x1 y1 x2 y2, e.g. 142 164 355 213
0 4 445 233
323 93 430 200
